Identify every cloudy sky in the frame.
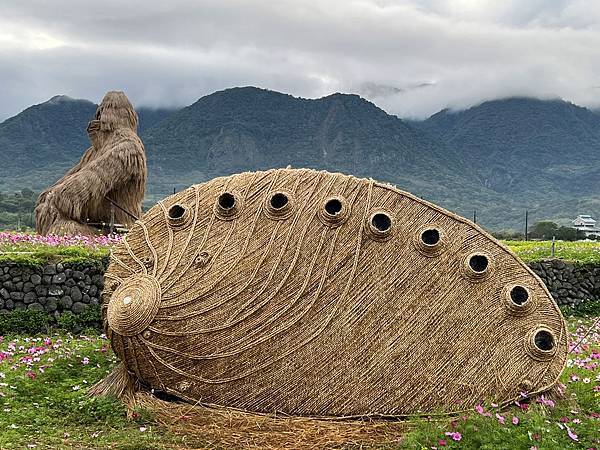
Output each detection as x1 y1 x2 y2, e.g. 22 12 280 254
1 0 600 121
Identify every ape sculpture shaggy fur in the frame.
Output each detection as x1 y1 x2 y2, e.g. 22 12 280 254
35 91 147 236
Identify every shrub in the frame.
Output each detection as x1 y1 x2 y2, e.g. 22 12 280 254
0 309 51 334
0 304 102 334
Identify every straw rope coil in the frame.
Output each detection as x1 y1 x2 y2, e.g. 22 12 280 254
96 168 568 417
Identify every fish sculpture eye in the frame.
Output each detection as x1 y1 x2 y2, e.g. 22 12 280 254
218 192 236 210
168 204 186 220
534 330 555 351
510 285 529 305
420 228 440 246
371 213 391 232
270 192 289 209
469 254 489 273
324 198 343 215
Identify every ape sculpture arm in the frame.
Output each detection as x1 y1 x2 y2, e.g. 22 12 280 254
35 91 146 236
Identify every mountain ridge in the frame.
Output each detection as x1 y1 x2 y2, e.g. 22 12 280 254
0 88 598 230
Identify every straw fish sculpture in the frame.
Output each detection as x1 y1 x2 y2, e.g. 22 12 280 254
98 168 568 416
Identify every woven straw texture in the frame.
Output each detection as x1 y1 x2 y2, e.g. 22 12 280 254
101 168 568 417
35 91 146 236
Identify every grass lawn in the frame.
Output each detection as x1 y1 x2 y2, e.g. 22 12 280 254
0 233 115 266
0 314 598 449
504 240 600 264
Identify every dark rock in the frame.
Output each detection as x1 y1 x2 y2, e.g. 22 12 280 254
21 268 32 282
0 298 3 309
52 273 67 284
43 265 57 275
42 275 52 285
62 287 71 296
59 296 73 310
72 302 87 314
35 285 48 296
28 303 44 311
56 263 64 273
64 269 73 278
82 294 90 304
23 282 35 293
77 281 86 289
14 301 26 310
37 297 47 305
30 274 42 285
5 299 14 310
24 292 37 304
0 288 9 299
73 271 85 281
15 281 23 291
91 274 104 288
90 297 100 306
2 281 14 291
88 285 98 297
10 292 24 300
71 286 83 302
45 299 57 312
64 278 76 287
8 267 21 277
48 286 64 296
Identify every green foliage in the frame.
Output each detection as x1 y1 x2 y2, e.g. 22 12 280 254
529 221 583 241
529 221 559 240
0 305 102 334
0 242 109 266
0 309 51 334
562 299 600 317
491 229 525 240
0 190 37 229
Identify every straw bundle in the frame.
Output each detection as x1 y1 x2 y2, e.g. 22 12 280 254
96 168 567 417
35 91 146 236
130 392 414 449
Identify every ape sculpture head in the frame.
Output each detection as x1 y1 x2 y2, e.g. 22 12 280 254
35 91 146 236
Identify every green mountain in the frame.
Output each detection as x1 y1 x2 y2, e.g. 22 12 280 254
0 89 598 231
142 87 493 212
416 98 600 228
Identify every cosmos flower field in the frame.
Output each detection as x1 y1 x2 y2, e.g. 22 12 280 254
0 315 596 448
0 232 598 448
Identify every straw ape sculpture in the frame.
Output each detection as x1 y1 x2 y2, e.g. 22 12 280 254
35 91 146 236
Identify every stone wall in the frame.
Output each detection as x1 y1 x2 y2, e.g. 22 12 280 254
528 260 599 308
0 261 105 317
0 259 597 316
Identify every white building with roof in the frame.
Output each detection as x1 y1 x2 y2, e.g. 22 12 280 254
572 215 600 238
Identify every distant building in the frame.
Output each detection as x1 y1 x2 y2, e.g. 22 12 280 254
572 215 600 238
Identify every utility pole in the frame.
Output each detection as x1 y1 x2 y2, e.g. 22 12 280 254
525 210 529 241
473 210 477 224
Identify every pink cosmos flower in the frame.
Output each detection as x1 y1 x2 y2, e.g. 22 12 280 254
495 413 505 424
538 395 555 408
512 416 519 425
566 426 578 442
444 432 462 442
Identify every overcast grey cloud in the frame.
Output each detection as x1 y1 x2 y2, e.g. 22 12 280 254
1 0 600 121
